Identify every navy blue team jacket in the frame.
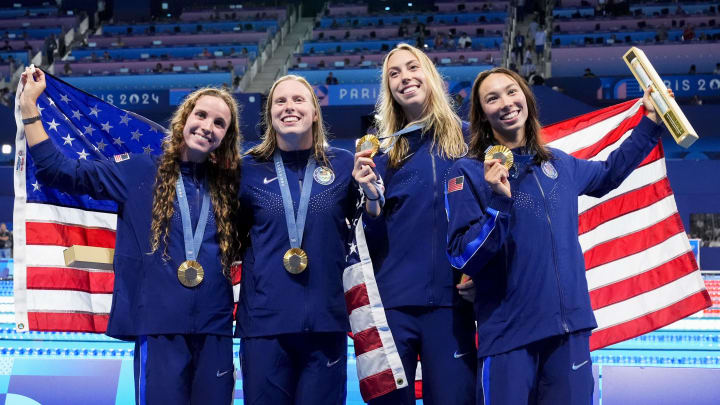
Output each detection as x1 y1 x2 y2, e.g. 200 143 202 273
235 148 358 338
364 125 471 308
30 139 233 340
445 116 664 357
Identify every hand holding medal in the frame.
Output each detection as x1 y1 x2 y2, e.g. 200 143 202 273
353 135 382 206
483 145 513 198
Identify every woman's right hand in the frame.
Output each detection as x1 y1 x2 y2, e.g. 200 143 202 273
353 149 379 199
19 66 46 116
484 159 511 197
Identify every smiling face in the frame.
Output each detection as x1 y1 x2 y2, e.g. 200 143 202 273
477 73 529 144
386 49 427 122
181 95 231 162
270 79 317 149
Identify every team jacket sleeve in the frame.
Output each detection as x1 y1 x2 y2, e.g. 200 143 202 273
445 161 514 276
572 116 664 198
29 138 128 203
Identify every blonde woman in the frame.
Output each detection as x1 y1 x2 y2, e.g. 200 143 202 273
236 75 362 404
352 43 476 404
19 67 242 404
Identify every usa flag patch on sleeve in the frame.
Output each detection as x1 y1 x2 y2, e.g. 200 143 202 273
114 153 130 163
447 176 464 193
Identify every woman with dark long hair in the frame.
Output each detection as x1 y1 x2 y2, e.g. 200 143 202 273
19 67 242 404
446 67 668 404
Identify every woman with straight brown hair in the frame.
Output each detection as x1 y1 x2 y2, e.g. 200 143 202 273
446 67 669 404
353 43 476 405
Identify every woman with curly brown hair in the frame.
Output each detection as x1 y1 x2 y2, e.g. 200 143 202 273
19 67 242 404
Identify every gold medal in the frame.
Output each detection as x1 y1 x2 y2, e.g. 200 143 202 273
484 145 514 169
356 134 380 158
283 248 308 274
177 260 204 287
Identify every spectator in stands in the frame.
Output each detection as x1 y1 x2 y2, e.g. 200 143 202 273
689 64 697 75
434 32 445 49
225 61 233 72
691 95 703 105
242 48 248 56
714 63 720 75
325 71 339 85
512 33 525 65
357 55 366 66
23 40 33 52
353 43 477 405
583 68 596 78
103 51 111 61
521 57 536 79
1 40 11 51
229 47 238 57
201 48 211 58
458 33 473 49
153 63 163 73
211 60 219 71
167 63 175 73
534 28 546 60
656 25 669 42
682 25 695 41
0 223 11 258
63 63 72 76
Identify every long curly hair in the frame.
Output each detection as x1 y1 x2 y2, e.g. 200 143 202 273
149 87 243 278
376 43 465 168
248 74 330 166
468 67 551 163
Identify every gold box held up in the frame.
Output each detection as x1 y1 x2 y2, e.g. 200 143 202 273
623 47 698 148
63 245 115 270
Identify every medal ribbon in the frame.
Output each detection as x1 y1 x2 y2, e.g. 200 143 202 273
379 123 424 153
274 150 316 250
175 174 210 262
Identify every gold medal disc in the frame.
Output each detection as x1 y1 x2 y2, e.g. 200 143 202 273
484 145 514 169
283 248 308 274
356 134 380 158
178 260 204 287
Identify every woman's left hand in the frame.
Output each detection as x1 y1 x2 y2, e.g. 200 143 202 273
642 86 675 124
456 278 475 303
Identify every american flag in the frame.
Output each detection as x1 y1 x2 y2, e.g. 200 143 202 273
447 175 464 193
543 98 711 350
343 206 408 402
12 71 165 333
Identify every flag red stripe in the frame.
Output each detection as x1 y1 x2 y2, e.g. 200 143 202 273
25 222 116 248
569 110 644 160
589 290 711 351
584 213 684 270
27 312 109 334
543 99 641 143
590 252 698 309
579 176 672 235
353 326 384 356
359 369 399 402
345 283 370 314
26 267 114 294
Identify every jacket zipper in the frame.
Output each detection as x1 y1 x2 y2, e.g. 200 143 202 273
532 170 569 333
429 150 437 305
